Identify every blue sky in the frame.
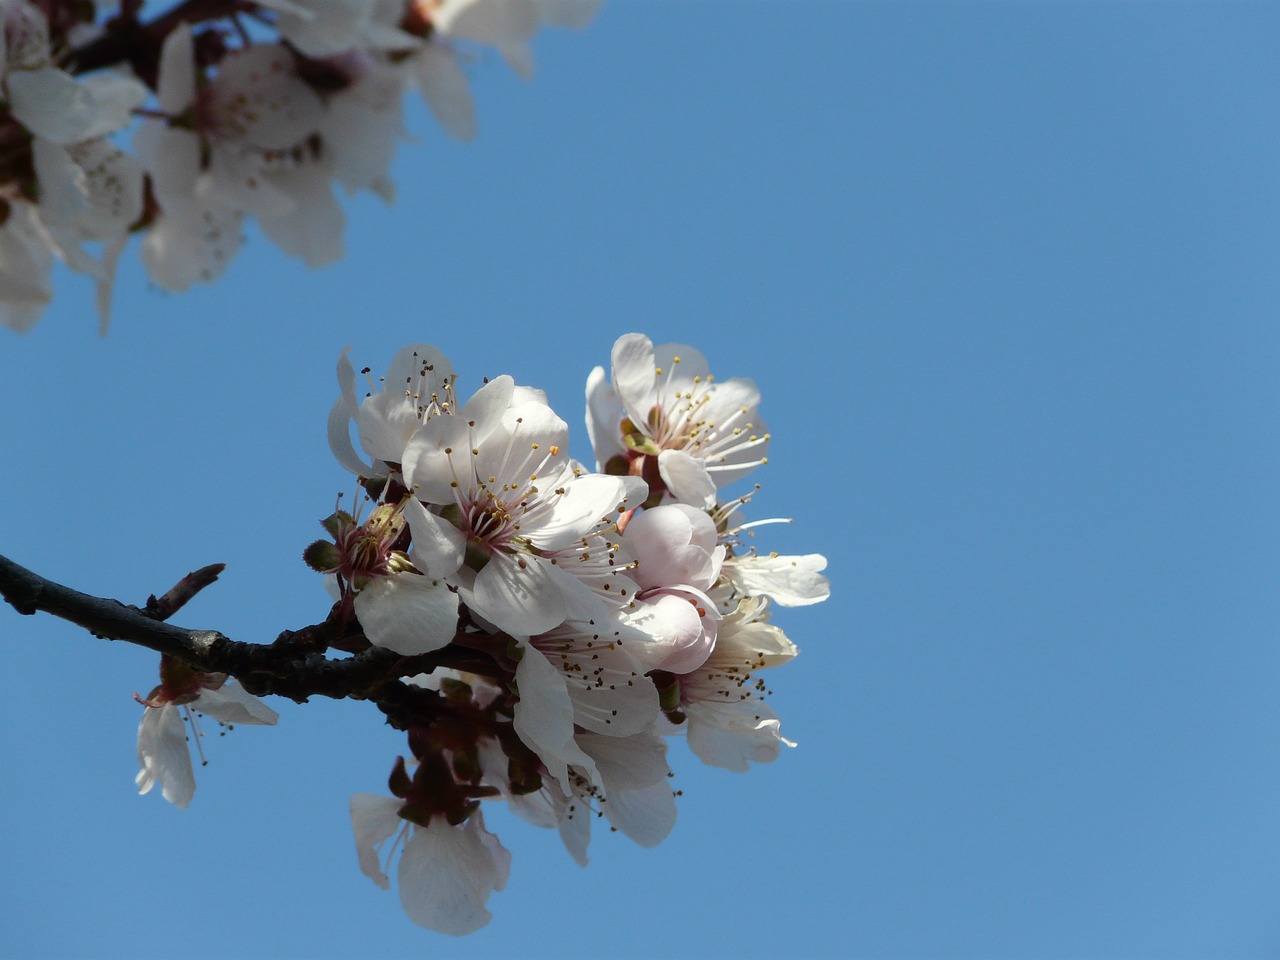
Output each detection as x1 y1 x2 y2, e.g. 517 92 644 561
3 2 1280 957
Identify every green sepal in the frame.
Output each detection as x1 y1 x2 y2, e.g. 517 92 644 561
303 539 340 573
321 510 357 539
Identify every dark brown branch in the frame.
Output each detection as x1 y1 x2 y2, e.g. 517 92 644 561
0 553 483 705
62 0 256 83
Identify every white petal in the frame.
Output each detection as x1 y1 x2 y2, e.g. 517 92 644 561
729 553 830 606
329 396 376 476
579 732 675 848
584 364 625 470
0 204 54 326
397 813 509 936
135 704 195 808
193 681 279 725
349 792 403 889
67 140 145 239
413 44 477 141
155 24 196 114
257 167 345 267
469 553 568 637
657 449 717 509
522 472 631 552
135 124 200 214
140 198 243 292
610 332 657 423
402 499 465 577
355 572 458 655
536 0 602 29
8 67 97 144
77 72 149 139
211 44 323 148
685 699 794 772
434 0 538 44
513 641 598 793
499 41 534 80
626 502 721 590
557 794 592 866
32 138 88 225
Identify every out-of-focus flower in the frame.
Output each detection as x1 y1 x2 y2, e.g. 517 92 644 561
0 0 145 331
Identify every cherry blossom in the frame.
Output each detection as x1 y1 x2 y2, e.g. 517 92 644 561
400 374 646 636
679 596 798 771
587 333 771 508
134 657 279 808
350 795 511 936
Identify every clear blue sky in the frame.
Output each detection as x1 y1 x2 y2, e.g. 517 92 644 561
3 2 1280 957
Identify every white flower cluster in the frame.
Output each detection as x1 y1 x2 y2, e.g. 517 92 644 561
0 0 600 332
327 332 829 935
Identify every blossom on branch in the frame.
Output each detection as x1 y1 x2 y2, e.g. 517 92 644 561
135 655 279 808
320 334 825 934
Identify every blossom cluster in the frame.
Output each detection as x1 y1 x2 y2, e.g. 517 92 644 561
330 332 827 933
0 0 599 332
130 332 827 935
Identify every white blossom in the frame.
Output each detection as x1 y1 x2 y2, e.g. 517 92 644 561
349 796 510 936
401 374 644 637
680 597 798 772
587 333 770 507
135 675 279 808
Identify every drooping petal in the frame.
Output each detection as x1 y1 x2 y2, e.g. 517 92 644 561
397 812 509 936
579 732 675 848
685 699 795 772
512 641 598 793
349 792 403 889
256 165 346 267
135 703 196 808
193 681 279 725
557 792 592 866
139 196 244 292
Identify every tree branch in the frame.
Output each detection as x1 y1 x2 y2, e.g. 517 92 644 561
0 553 483 706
